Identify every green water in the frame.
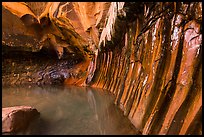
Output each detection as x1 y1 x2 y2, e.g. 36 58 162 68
2 85 138 135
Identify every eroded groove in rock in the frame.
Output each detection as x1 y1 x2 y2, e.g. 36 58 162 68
88 2 202 135
2 2 202 135
2 2 109 86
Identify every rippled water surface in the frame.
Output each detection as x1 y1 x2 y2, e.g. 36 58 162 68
2 85 138 135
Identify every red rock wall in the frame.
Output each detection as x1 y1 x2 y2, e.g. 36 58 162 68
88 2 202 135
2 2 202 135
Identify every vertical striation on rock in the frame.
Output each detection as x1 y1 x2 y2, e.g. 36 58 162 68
87 2 202 135
2 2 202 135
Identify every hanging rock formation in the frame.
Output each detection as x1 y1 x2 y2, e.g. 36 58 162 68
2 2 111 86
2 2 202 135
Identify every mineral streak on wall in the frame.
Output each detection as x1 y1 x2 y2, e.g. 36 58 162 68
88 2 202 135
2 2 202 135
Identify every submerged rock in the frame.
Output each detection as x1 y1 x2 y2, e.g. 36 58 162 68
2 106 40 134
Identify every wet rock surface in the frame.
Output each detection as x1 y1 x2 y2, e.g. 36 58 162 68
88 2 202 135
2 106 40 134
2 2 202 135
2 45 85 86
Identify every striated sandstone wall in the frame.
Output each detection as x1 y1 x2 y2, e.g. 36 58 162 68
87 2 202 135
2 2 202 135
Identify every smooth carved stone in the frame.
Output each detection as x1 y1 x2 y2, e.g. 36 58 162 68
2 106 40 134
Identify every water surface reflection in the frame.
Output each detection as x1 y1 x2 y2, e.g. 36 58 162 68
2 85 138 135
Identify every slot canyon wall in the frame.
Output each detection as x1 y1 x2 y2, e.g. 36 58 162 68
87 2 202 135
2 2 202 135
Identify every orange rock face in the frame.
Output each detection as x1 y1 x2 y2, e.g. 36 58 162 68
87 2 202 135
2 2 111 86
2 2 202 135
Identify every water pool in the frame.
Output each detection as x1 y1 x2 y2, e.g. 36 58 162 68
2 85 139 135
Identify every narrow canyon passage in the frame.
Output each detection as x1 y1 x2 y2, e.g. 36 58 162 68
2 2 202 135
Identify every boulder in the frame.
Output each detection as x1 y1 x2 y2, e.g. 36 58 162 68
2 106 40 134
